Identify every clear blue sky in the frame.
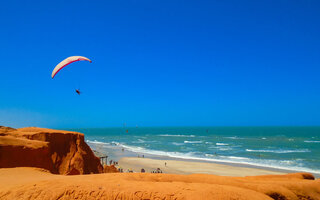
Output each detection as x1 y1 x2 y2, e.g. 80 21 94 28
1 0 320 128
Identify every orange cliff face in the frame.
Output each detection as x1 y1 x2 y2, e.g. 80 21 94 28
0 126 103 175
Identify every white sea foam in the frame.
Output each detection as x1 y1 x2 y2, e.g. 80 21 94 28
86 140 109 145
172 142 185 146
158 134 195 137
132 139 145 144
111 141 120 146
184 140 203 144
246 149 310 153
224 136 244 139
208 146 233 151
216 143 228 146
304 140 320 143
217 147 232 151
219 156 249 160
133 136 147 139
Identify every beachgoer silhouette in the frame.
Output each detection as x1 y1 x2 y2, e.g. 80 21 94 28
165 162 167 167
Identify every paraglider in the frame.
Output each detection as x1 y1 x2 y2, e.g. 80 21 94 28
75 89 81 95
51 56 92 79
51 56 92 95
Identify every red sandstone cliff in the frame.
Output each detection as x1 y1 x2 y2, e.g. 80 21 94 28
0 126 103 175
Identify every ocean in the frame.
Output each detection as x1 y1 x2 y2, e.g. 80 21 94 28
68 127 320 175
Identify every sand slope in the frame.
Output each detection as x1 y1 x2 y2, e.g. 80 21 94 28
0 167 319 200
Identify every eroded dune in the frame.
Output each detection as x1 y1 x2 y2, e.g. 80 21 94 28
0 167 319 200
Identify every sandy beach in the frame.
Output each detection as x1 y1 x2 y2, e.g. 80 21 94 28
118 157 284 176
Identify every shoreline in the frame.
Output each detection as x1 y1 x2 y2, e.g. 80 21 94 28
89 143 320 178
143 154 320 178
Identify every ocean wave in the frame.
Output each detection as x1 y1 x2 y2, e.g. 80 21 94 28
116 143 320 174
216 143 228 146
184 140 203 144
304 140 320 143
224 136 244 139
208 146 232 151
219 155 249 160
86 140 110 145
172 142 185 146
205 154 249 160
133 136 147 139
111 141 120 146
217 147 232 151
246 149 310 153
132 139 145 144
158 134 195 137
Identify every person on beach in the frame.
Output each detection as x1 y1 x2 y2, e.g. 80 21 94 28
165 162 167 167
118 167 123 172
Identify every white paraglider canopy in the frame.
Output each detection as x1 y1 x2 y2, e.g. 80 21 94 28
51 56 92 79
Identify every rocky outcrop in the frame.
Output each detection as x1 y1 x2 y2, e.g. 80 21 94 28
0 126 103 175
103 164 119 173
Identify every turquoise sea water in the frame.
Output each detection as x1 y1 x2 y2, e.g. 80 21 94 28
68 127 320 174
